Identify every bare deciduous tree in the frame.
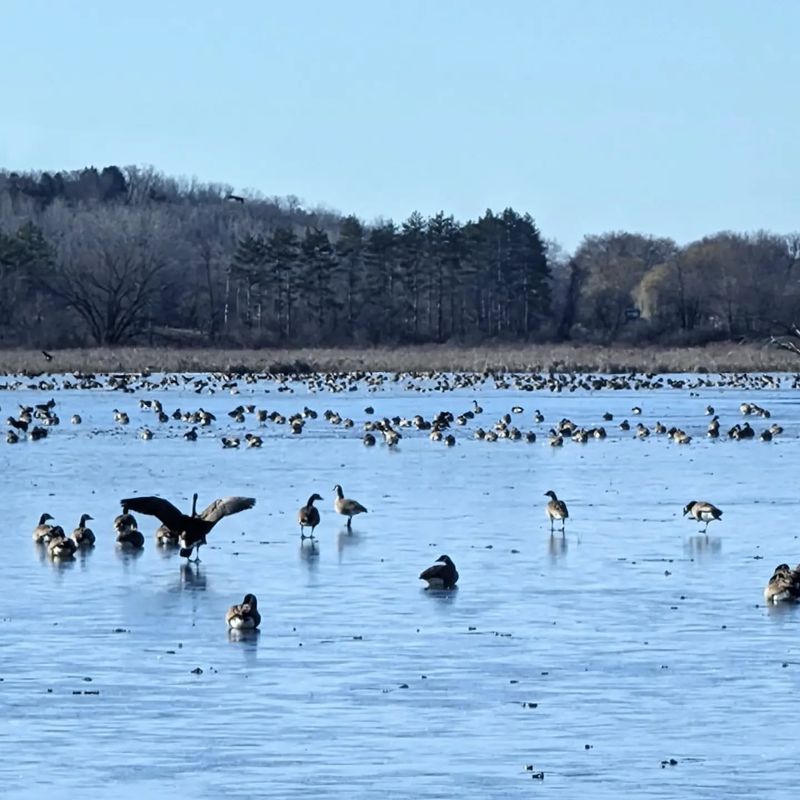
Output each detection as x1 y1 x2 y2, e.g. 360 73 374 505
46 207 170 345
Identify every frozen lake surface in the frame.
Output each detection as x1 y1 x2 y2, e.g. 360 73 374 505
2 370 800 798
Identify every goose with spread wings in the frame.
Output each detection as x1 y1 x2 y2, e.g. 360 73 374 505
119 493 256 561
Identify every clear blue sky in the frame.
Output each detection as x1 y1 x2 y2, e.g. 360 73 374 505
2 1 797 251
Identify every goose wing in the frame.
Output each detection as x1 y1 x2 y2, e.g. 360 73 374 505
120 496 185 529
343 498 367 514
419 561 448 581
299 505 319 525
199 496 256 525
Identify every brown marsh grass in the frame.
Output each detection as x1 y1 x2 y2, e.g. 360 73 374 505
0 343 796 375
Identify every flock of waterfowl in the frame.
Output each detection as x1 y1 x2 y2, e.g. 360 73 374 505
30 482 452 628
8 365 800 627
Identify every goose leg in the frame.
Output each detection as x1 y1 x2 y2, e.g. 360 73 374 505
347 517 352 531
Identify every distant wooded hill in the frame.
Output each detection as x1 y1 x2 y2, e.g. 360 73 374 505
0 165 797 348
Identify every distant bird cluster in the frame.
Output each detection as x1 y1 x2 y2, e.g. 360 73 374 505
6 398 59 442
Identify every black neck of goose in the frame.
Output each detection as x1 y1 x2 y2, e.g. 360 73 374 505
38 514 49 525
191 493 198 517
307 494 317 507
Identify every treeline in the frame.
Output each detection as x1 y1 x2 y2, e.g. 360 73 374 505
0 165 798 348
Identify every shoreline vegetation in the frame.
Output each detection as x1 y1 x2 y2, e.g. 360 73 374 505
3 167 800 357
0 343 797 375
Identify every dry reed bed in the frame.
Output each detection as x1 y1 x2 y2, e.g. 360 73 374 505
0 344 796 375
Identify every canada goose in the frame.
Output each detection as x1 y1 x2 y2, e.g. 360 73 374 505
139 428 153 440
221 436 240 448
226 593 261 629
70 414 82 425
48 532 77 560
363 433 376 446
682 501 723 533
544 490 569 533
71 514 95 547
29 426 48 441
631 406 642 415
298 493 322 538
547 429 563 447
6 430 18 444
113 409 130 425
534 410 544 423
33 512 55 543
619 420 630 431
244 433 263 448
705 405 715 415
116 526 144 549
114 511 137 534
155 523 180 546
42 350 53 362
511 405 523 414
184 427 198 441
119 494 256 561
382 427 400 447
333 484 367 530
419 554 459 589
602 412 613 421
740 402 752 415
764 564 800 604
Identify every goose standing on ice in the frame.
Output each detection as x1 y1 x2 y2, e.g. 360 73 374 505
298 493 322 539
682 501 723 534
333 484 367 530
544 490 569 533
